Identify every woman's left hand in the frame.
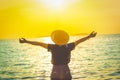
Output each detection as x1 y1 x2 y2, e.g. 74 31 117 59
19 38 27 43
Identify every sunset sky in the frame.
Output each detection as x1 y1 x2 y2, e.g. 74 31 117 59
0 0 120 39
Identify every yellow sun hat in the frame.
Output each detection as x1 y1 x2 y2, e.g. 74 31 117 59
51 30 69 45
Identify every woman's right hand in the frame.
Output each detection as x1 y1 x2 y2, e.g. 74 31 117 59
88 31 97 38
19 38 27 43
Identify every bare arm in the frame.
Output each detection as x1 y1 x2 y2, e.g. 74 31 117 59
75 31 97 46
19 38 48 49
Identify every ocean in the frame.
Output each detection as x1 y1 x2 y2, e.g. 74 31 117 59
0 34 120 80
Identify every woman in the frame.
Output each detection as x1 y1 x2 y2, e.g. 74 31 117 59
19 30 97 80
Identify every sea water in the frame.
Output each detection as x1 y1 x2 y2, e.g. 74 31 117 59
0 34 120 80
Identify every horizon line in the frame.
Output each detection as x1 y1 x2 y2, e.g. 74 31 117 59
0 33 120 40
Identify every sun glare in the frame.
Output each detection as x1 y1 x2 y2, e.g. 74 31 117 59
41 0 66 10
43 37 53 44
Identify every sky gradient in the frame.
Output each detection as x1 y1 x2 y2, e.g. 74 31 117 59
0 0 120 39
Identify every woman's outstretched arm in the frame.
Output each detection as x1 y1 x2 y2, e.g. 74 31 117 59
74 31 97 46
19 38 48 49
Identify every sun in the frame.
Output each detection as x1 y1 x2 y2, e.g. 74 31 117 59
41 0 66 10
35 0 81 11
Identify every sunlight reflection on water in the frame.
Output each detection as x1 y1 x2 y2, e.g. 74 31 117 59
0 34 120 80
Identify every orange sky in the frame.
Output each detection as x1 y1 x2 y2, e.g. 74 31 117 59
0 0 120 39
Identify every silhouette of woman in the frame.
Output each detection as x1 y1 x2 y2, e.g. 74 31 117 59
19 30 97 80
